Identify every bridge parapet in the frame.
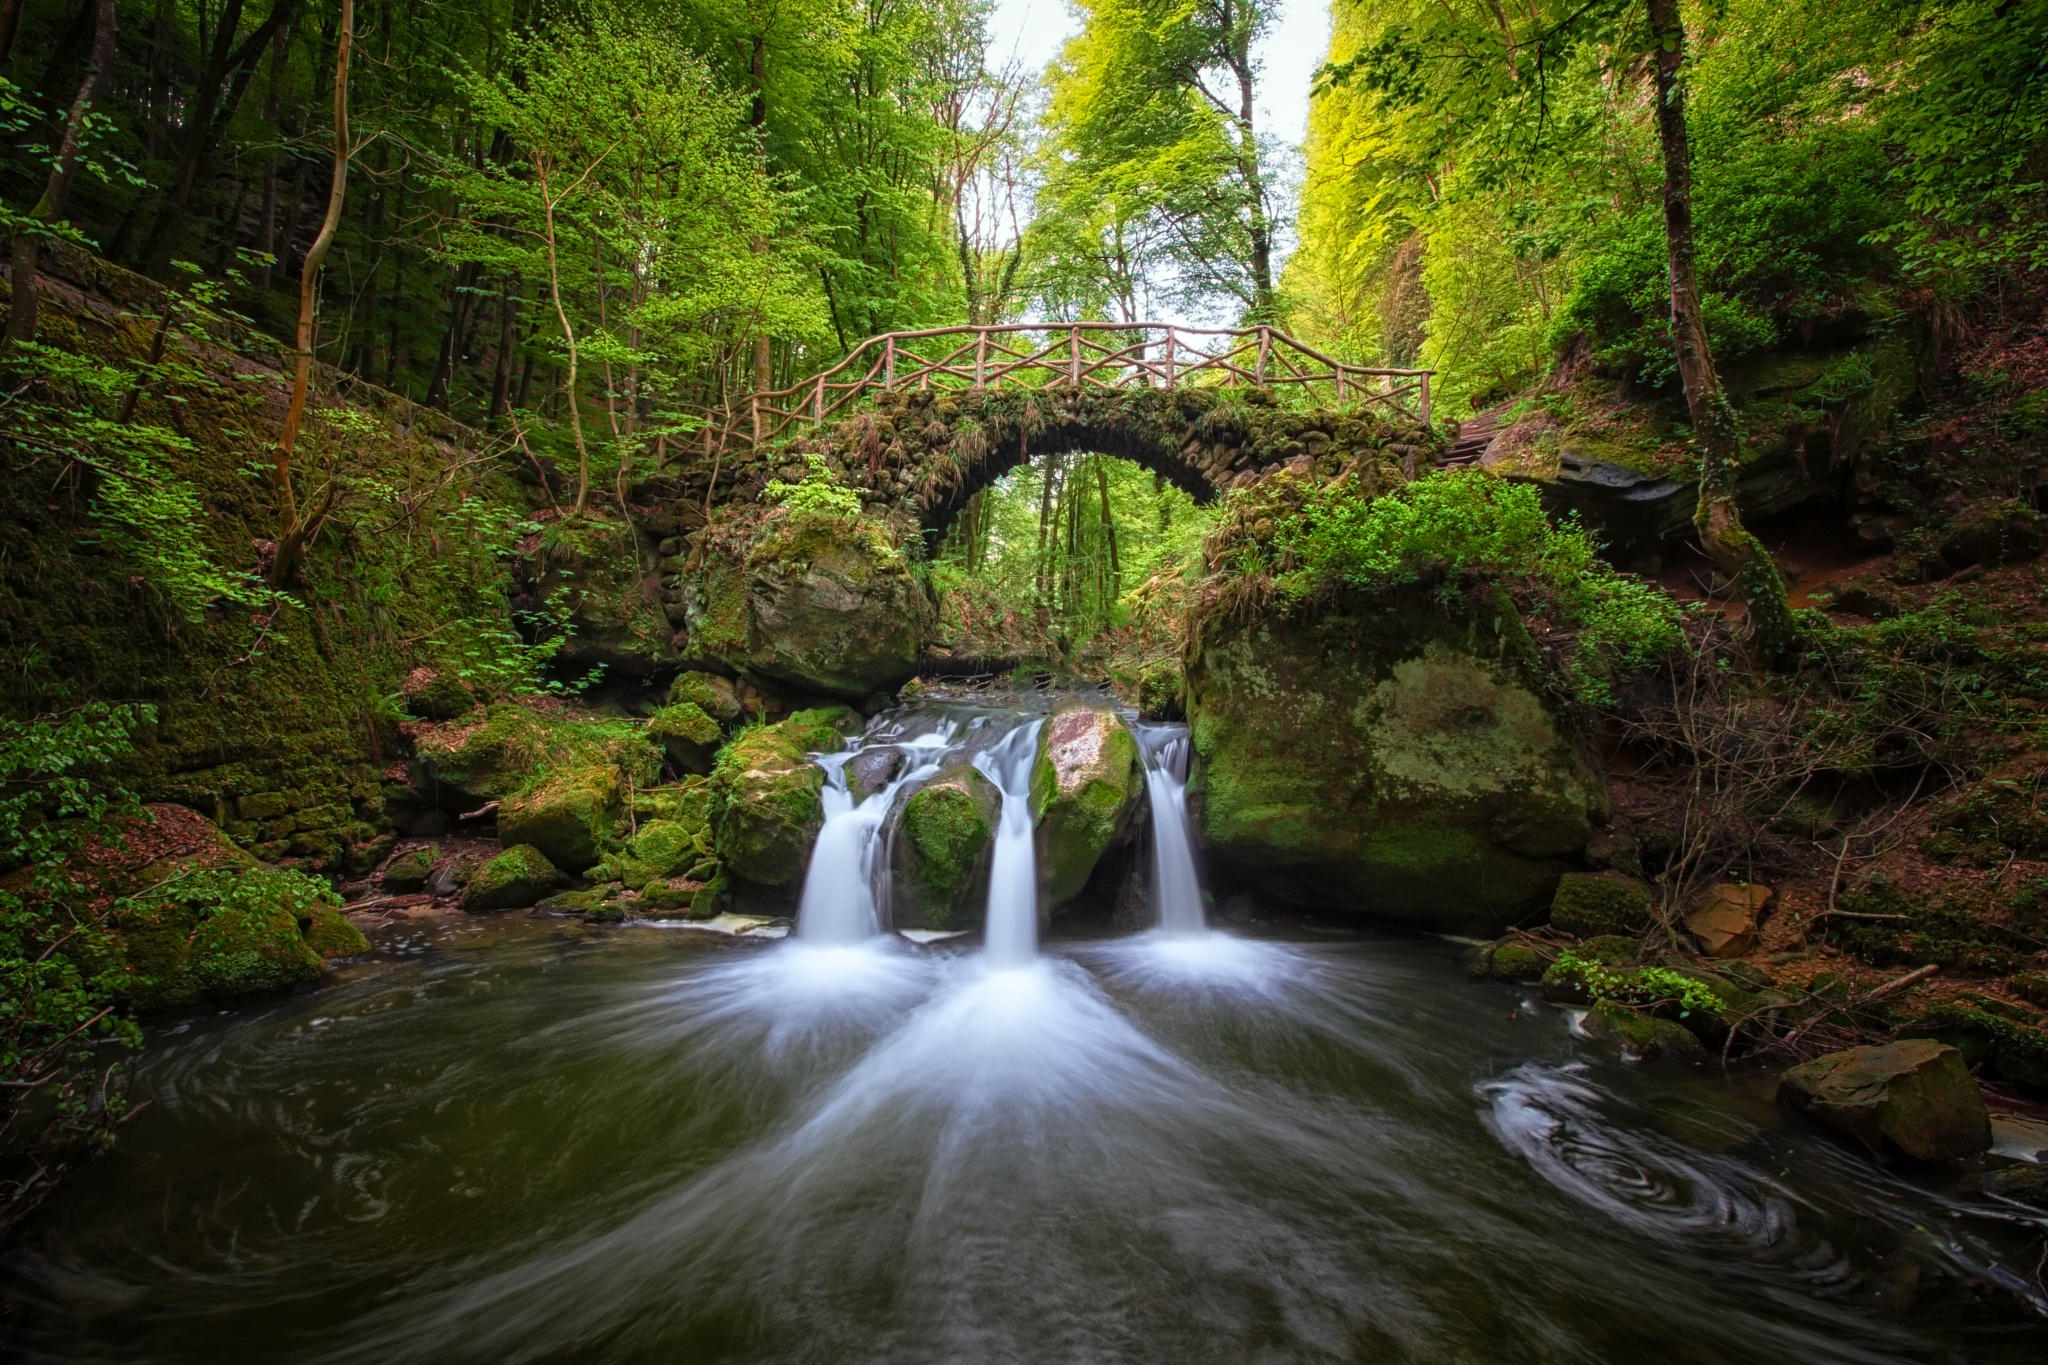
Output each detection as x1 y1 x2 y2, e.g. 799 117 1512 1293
706 323 1430 455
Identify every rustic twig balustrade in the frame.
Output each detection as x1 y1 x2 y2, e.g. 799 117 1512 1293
706 322 1432 454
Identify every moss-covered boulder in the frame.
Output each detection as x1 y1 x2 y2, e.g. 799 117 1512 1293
302 904 370 958
1580 1000 1707 1063
1186 584 1605 934
707 722 826 889
399 667 476 721
379 843 438 893
647 701 722 775
1551 873 1654 938
1900 996 2048 1091
1472 939 1548 982
1780 1039 1991 1162
496 766 621 874
696 510 930 701
411 703 562 801
520 515 676 674
669 670 745 724
1030 706 1143 909
461 844 567 912
612 818 705 885
894 764 1001 929
116 865 340 1012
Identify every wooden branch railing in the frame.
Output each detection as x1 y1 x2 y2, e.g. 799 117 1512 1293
697 322 1432 457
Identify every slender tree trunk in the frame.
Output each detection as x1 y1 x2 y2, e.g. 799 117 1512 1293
268 0 351 588
489 284 518 420
1230 42 1274 320
1646 0 1799 657
5 0 115 348
536 156 593 516
1094 455 1120 589
139 0 301 279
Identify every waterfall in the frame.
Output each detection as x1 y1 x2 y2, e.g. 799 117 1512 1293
972 718 1044 966
793 722 957 944
1136 723 1205 935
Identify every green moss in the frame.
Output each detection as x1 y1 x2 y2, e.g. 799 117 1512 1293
402 670 476 721
116 866 340 1011
1472 940 1547 982
650 701 720 747
302 905 370 958
785 705 862 753
536 888 613 917
461 844 566 912
898 767 998 928
1902 996 2048 1091
705 722 826 888
1031 708 1142 908
379 844 438 892
1550 874 1653 938
614 818 701 885
2013 972 2048 1010
668 671 744 723
1580 1000 1707 1063
496 765 621 873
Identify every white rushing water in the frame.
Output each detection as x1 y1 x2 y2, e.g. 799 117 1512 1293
794 721 958 944
973 718 1045 966
1135 723 1204 935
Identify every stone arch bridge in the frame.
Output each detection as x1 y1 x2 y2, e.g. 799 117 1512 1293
645 323 1438 543
620 324 1439 698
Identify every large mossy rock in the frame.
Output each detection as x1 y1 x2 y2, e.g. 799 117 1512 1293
1185 584 1605 934
1779 1039 1992 1162
519 515 676 674
496 765 622 873
1030 706 1143 909
461 844 567 912
894 764 1001 929
693 511 929 701
1550 873 1653 938
706 721 827 889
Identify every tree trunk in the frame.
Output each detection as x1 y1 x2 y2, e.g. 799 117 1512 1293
138 0 301 280
4 0 115 348
1230 39 1274 320
268 0 351 588
0 0 25 66
1646 0 1799 658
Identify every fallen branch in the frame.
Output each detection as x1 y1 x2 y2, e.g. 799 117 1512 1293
1856 962 1940 1006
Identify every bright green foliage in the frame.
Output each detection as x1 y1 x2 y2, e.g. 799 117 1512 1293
125 867 337 1008
1292 0 2048 407
1271 471 1682 703
1547 951 1728 1021
1035 0 1284 319
764 453 864 521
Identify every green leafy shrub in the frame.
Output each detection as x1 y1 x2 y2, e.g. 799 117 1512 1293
1271 471 1682 703
1547 951 1728 1021
764 452 862 520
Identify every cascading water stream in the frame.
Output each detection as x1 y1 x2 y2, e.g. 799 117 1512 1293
972 718 1044 966
793 722 958 944
1134 723 1204 935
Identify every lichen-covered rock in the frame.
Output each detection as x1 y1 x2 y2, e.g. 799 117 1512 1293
670 670 745 724
497 766 621 873
1031 706 1143 908
647 701 722 774
462 844 566 912
399 667 475 721
696 511 931 700
1580 1000 1707 1063
1779 1039 1991 1162
707 722 826 888
894 764 1000 928
1186 584 1605 934
379 843 438 892
1551 873 1654 938
1472 940 1547 982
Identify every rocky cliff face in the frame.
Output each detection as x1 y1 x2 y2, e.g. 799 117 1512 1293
1185 584 1606 933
